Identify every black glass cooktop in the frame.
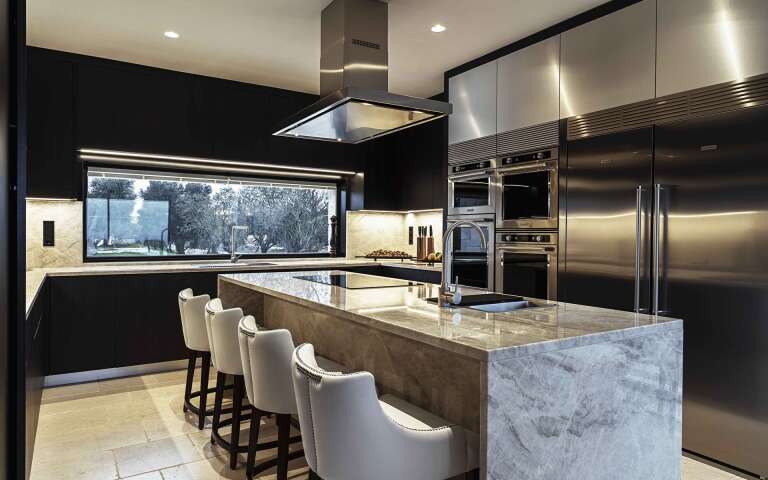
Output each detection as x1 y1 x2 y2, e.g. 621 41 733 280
296 273 422 290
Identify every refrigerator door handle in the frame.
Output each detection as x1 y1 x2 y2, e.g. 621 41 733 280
653 184 666 316
634 186 644 313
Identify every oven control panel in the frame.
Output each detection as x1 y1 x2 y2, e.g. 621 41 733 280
497 232 558 246
500 147 558 166
450 159 495 175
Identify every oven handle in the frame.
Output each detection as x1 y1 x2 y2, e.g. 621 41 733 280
497 161 555 174
448 170 495 180
447 218 494 224
497 246 555 255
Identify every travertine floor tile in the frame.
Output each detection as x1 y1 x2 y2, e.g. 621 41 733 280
32 367 744 480
113 435 202 477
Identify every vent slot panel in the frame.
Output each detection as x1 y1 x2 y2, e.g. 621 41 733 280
567 73 768 140
497 121 559 157
448 135 496 164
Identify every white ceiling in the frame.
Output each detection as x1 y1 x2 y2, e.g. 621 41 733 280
27 0 605 97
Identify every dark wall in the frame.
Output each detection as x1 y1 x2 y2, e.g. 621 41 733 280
0 1 9 479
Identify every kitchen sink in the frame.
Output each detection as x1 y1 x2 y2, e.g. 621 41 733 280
469 300 541 313
194 262 277 269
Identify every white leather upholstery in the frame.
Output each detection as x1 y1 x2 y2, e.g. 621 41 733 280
178 288 210 352
238 316 298 415
204 298 244 375
291 343 479 480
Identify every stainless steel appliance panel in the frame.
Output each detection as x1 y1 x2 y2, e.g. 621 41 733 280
560 0 656 118
496 148 559 230
562 128 653 312
445 216 495 290
447 158 497 216
497 36 560 133
657 0 768 97
655 107 768 477
496 232 558 300
448 61 497 145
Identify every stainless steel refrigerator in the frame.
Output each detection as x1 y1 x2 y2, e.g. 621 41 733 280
561 106 768 477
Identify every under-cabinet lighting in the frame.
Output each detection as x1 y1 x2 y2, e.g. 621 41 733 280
430 24 446 33
79 155 342 180
164 31 180 39
77 148 357 176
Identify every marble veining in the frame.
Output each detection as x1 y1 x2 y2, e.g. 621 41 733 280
345 209 444 258
220 270 682 361
26 199 84 270
486 327 683 479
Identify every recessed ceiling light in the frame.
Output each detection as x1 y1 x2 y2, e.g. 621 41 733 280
164 31 180 39
431 24 446 33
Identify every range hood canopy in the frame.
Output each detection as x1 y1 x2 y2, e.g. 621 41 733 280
273 0 451 144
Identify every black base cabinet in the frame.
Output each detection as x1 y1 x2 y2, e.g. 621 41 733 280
49 272 217 375
343 265 441 285
26 280 49 478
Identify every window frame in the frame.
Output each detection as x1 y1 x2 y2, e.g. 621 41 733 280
81 165 345 263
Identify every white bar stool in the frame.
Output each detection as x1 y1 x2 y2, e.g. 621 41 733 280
177 288 214 430
292 343 479 480
238 316 305 480
205 298 254 469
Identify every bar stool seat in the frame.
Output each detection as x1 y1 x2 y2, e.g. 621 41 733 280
292 342 479 480
178 288 215 430
239 316 348 480
205 298 255 469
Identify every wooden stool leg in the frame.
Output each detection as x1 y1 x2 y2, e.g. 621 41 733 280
197 352 210 430
245 410 262 479
211 371 226 445
230 375 244 469
183 351 196 413
276 414 291 480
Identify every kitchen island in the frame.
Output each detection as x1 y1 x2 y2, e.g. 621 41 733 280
219 270 683 480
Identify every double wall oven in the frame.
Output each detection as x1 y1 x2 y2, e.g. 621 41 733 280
495 231 557 300
496 148 558 230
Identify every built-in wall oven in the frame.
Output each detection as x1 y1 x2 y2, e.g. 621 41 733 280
495 231 557 300
496 147 558 230
445 215 495 291
447 158 497 216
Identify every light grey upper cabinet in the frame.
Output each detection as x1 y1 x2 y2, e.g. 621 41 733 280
448 61 497 145
657 0 768 97
497 36 560 133
560 0 656 118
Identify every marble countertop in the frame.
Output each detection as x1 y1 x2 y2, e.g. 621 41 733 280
25 258 441 317
221 270 682 362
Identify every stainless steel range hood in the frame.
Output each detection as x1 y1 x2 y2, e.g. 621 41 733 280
273 0 451 144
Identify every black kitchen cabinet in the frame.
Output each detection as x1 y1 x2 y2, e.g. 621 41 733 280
25 280 49 477
27 50 77 198
343 265 441 284
77 62 205 157
113 272 217 367
49 276 118 374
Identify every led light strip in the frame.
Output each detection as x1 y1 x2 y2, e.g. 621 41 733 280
77 148 357 176
79 155 343 180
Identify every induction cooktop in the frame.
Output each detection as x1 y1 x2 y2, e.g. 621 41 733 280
296 273 422 289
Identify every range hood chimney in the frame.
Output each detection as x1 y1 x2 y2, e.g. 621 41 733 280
273 0 452 144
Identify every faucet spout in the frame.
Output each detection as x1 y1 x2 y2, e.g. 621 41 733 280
438 221 488 307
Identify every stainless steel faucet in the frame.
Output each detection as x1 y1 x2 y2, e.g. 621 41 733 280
230 225 249 263
438 221 488 307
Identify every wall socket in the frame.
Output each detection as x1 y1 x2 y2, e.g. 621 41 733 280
43 221 55 247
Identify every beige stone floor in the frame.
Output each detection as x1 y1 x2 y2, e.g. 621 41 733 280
32 368 747 480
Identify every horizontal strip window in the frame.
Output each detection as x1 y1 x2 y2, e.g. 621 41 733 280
84 167 338 261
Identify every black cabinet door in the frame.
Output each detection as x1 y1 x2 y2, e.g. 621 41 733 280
198 78 266 161
77 63 203 156
114 272 217 367
49 276 117 374
28 51 78 198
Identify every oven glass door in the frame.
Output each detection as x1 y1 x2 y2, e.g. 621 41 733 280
452 176 492 209
449 224 492 289
499 250 550 298
500 170 552 221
